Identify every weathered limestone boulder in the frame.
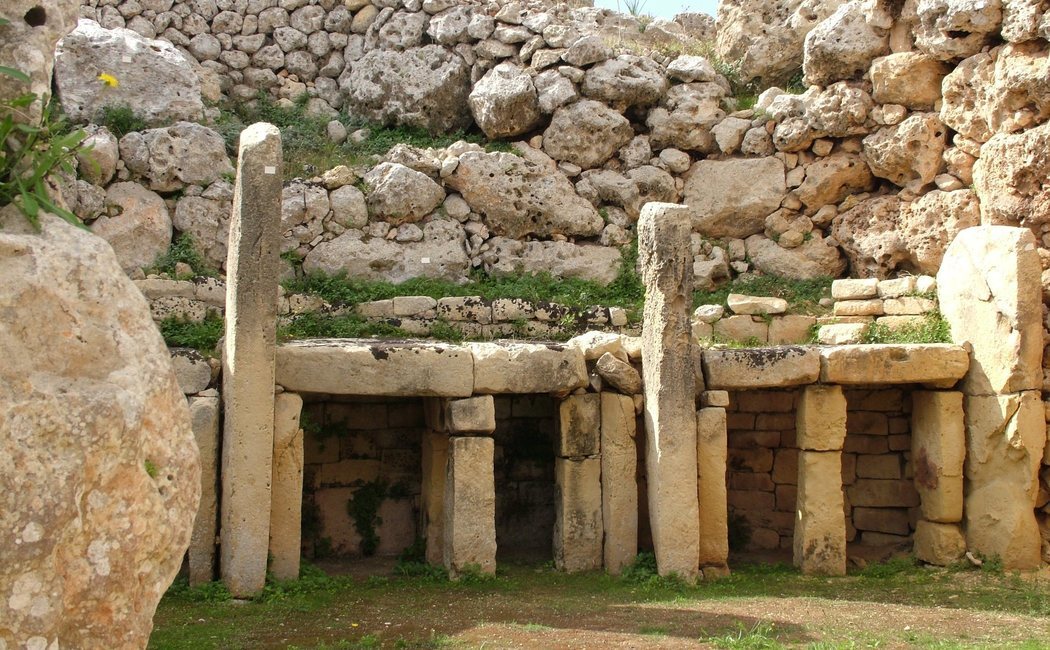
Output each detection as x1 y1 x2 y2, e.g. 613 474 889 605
716 0 846 86
76 126 120 186
1002 0 1050 41
427 5 473 44
471 341 588 395
973 120 1050 230
364 162 445 225
911 391 965 523
819 344 970 385
797 385 847 451
55 20 204 125
914 0 1003 61
601 393 638 575
535 69 578 114
484 238 622 285
303 220 470 283
444 436 496 577
342 46 472 133
91 181 172 274
831 196 909 279
543 99 634 169
870 52 951 110
795 153 876 212
744 233 847 280
863 113 947 186
803 1 889 86
0 212 199 649
667 55 720 83
119 122 233 193
794 451 846 575
903 189 982 274
171 349 212 395
553 457 603 572
914 520 966 565
938 226 1043 395
0 0 80 122
445 151 603 239
581 55 669 112
646 84 725 153
683 158 785 239
595 353 642 395
703 347 821 390
468 62 541 139
173 190 232 271
558 393 600 458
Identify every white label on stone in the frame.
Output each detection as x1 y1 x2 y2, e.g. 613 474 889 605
122 56 132 63
264 166 276 175
421 257 431 264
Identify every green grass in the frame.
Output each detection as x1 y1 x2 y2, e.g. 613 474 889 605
861 312 952 344
693 275 833 316
98 104 149 137
278 312 409 341
159 314 224 353
148 234 219 279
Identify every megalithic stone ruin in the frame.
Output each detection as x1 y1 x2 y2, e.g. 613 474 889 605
638 202 700 581
220 123 283 597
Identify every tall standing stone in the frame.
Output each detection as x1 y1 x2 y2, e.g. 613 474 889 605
554 457 604 572
601 392 638 575
188 396 221 586
421 428 449 566
696 407 729 573
221 123 283 597
638 202 700 580
911 391 964 524
270 392 304 581
794 385 847 576
443 436 497 577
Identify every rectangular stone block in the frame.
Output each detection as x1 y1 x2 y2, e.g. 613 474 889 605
847 479 921 508
796 385 847 451
558 393 601 457
601 393 638 575
855 454 901 479
444 436 496 578
554 457 603 573
819 344 969 387
188 396 220 586
421 431 448 566
697 407 728 570
768 315 818 345
911 391 965 523
832 278 878 300
712 314 769 344
702 347 820 390
470 342 588 394
914 520 966 566
276 340 474 397
444 395 496 434
834 299 884 317
852 506 910 535
794 451 846 576
701 390 730 408
269 392 304 581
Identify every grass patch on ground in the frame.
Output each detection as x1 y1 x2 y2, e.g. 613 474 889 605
147 234 219 279
693 274 833 316
861 312 952 344
149 559 1050 650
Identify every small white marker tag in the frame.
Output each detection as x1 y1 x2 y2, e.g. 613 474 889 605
122 56 132 63
264 166 276 175
421 257 431 264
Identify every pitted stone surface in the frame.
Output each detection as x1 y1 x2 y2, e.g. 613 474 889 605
702 346 820 390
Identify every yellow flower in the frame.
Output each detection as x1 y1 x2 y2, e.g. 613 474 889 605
97 73 119 88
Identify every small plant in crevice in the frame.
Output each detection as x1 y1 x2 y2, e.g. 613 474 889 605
347 479 390 557
159 313 224 353
98 104 148 138
149 233 218 279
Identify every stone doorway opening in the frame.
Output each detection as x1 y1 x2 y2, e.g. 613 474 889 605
301 396 425 564
492 395 558 563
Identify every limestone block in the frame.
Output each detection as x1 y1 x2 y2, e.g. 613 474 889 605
712 314 769 344
966 481 1042 570
422 430 448 565
444 437 496 577
269 393 304 582
277 340 474 397
188 396 220 586
832 278 879 300
171 348 213 395
601 393 638 575
702 346 820 390
701 391 730 408
768 315 818 345
911 391 965 523
914 520 966 566
471 342 588 395
847 479 921 508
817 322 868 345
638 203 700 580
554 457 603 572
794 451 846 576
683 157 786 239
595 352 642 395
870 52 951 110
727 294 788 315
444 395 496 434
938 226 1043 396
834 299 884 316
697 407 729 570
819 344 969 386
558 393 600 457
797 385 847 451
221 123 283 597
567 331 626 361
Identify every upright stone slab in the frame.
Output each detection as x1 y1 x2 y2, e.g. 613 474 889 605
444 436 496 577
421 400 449 565
638 202 700 580
220 123 283 597
554 457 604 572
911 391 964 523
269 392 304 582
794 451 846 575
559 393 601 457
444 395 496 434
797 385 846 451
601 393 638 575
696 407 729 572
188 396 220 586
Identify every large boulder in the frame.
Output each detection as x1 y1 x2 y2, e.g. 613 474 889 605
803 0 889 86
973 120 1050 231
445 151 604 239
716 0 846 86
342 45 472 133
0 0 80 122
0 212 199 648
484 238 623 286
173 190 232 271
862 113 948 186
914 0 1003 61
1002 0 1050 42
683 157 786 239
91 181 173 274
543 100 634 170
119 122 233 193
55 20 204 126
796 153 876 212
581 55 669 112
646 83 725 153
898 189 981 274
831 196 908 278
468 62 542 140
363 162 445 225
870 52 951 110
745 232 847 279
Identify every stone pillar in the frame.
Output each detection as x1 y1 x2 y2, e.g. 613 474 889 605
793 385 847 576
911 391 965 565
601 392 637 575
554 393 603 572
696 406 729 577
443 436 496 578
421 398 449 566
220 123 283 597
638 202 699 580
269 392 304 581
938 226 1045 570
188 396 220 586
